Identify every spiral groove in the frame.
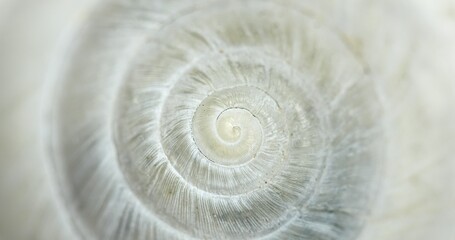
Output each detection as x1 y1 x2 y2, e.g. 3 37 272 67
49 1 385 239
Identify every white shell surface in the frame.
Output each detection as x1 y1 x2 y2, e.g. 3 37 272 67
0 0 454 240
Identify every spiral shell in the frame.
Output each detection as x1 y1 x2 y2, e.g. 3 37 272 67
46 1 385 239
1 0 455 240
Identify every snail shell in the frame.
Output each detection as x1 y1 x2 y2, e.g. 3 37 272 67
0 0 454 239
49 1 384 239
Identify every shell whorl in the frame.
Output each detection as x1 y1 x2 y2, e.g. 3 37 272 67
49 1 385 239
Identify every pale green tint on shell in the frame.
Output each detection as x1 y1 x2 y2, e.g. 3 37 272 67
49 0 384 239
